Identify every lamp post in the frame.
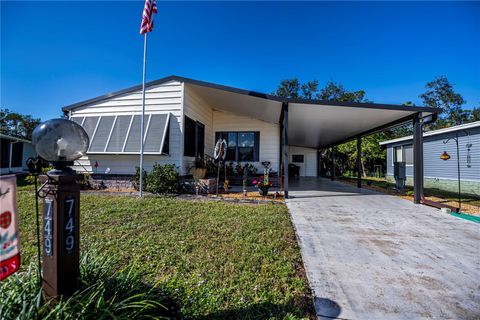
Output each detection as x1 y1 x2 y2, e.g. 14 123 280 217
31 118 89 297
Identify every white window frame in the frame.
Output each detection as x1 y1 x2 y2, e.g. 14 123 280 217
159 113 171 154
391 144 414 167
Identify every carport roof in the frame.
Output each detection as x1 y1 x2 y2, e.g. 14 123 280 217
62 75 441 149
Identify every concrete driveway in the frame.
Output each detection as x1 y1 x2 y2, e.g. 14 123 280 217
287 178 480 320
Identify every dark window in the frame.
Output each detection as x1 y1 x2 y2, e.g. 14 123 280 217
196 122 205 157
11 143 23 167
184 116 205 157
184 116 196 157
215 131 260 162
162 121 170 154
1 139 10 168
292 154 304 163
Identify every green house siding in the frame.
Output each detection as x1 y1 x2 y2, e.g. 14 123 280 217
386 175 480 196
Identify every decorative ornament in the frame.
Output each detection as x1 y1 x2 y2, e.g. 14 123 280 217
440 151 450 161
214 139 227 161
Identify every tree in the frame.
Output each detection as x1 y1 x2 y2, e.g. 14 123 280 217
318 81 366 103
471 107 480 122
0 109 41 139
300 80 319 100
419 76 469 126
272 78 300 98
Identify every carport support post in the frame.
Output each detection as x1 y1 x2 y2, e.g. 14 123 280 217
282 102 289 199
357 136 362 188
413 114 424 204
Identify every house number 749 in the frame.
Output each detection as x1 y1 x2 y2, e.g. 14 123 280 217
64 197 76 254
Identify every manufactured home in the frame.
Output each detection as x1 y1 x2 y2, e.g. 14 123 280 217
62 75 439 197
380 121 480 195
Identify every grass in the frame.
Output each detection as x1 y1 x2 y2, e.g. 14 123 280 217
339 176 480 212
11 186 314 319
1 253 171 319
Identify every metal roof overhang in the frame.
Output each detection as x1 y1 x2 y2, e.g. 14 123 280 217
184 82 439 149
63 75 440 150
186 83 283 123
287 101 438 149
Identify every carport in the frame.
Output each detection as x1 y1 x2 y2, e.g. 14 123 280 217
281 99 439 201
183 76 440 201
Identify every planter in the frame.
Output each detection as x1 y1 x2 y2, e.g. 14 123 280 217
199 178 217 194
191 167 207 180
258 188 270 196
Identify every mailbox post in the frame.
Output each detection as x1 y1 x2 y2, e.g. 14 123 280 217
40 173 80 297
32 118 89 298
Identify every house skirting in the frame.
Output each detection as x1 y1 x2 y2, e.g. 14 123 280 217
386 175 480 196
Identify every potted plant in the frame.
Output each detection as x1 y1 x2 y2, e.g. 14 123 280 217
252 176 272 196
191 156 207 179
190 156 206 195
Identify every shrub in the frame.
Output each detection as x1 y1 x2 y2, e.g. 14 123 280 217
131 167 148 191
79 173 92 190
132 163 179 194
233 163 257 176
204 156 218 177
225 162 235 175
0 252 174 319
244 163 257 176
25 165 54 184
342 170 354 178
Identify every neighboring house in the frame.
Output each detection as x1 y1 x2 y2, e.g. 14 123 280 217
380 121 480 195
62 75 437 187
0 134 36 175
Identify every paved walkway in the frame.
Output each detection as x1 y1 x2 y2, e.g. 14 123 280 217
287 178 480 320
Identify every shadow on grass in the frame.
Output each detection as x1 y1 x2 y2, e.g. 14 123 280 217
193 296 316 320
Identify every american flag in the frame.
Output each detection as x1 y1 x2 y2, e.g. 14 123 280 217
140 0 158 35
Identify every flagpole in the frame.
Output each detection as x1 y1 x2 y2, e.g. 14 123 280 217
139 33 148 197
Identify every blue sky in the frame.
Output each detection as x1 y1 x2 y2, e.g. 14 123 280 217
2 1 479 121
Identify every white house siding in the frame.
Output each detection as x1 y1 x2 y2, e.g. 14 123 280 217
182 89 214 174
212 110 280 173
289 146 318 177
69 80 183 175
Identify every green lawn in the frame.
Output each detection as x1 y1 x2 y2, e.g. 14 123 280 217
340 176 480 208
15 189 314 319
